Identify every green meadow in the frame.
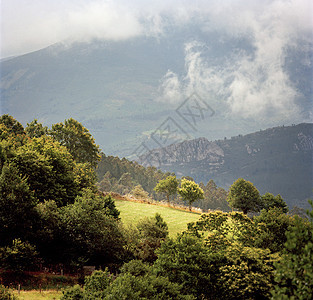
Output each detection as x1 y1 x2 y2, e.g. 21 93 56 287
114 199 201 237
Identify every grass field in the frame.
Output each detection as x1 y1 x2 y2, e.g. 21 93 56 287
12 289 62 299
114 199 201 237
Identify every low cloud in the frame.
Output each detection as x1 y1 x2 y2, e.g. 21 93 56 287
157 0 312 121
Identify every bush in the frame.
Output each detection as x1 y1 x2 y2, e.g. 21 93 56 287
0 285 17 300
61 284 83 300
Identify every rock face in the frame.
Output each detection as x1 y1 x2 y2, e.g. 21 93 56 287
139 123 313 209
140 137 224 167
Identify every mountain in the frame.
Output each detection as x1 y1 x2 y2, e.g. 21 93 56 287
139 123 313 209
1 23 312 157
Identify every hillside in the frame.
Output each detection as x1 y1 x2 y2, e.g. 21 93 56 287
139 123 313 208
114 199 201 237
1 23 312 157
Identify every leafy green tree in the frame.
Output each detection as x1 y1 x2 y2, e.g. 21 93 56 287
0 114 25 136
12 137 84 206
0 284 17 300
60 189 125 267
0 163 38 245
61 284 84 300
50 118 100 167
272 201 313 299
0 239 38 273
154 234 225 299
133 213 169 262
105 272 194 300
25 119 48 138
218 245 275 299
178 179 204 211
84 269 113 299
154 175 178 204
261 192 288 213
227 178 262 214
253 207 295 253
130 185 150 200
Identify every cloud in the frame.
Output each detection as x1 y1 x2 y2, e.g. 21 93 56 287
157 0 312 121
1 0 143 57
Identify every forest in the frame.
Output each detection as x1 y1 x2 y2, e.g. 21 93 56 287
0 115 312 300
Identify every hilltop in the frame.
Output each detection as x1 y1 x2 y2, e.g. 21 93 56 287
140 123 313 208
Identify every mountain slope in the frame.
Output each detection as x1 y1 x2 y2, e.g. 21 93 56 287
1 23 312 157
139 123 313 208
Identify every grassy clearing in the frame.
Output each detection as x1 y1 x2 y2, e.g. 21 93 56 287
115 199 201 237
12 289 62 300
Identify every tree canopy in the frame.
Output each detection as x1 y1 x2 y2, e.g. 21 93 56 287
178 179 204 211
227 178 262 214
154 175 178 203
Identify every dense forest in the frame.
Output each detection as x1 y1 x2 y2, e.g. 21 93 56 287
0 115 312 299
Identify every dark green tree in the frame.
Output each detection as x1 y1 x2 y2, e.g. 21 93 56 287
154 175 178 204
0 163 38 245
253 207 295 253
261 192 288 213
272 201 313 299
50 118 100 167
227 178 261 214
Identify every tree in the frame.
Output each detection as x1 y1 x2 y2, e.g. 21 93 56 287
0 115 25 136
178 179 204 211
154 234 225 299
0 239 38 273
50 118 100 167
0 163 38 245
60 189 125 267
130 185 150 200
11 137 87 206
25 119 48 138
272 201 313 299
253 207 295 253
154 175 178 204
134 213 169 262
227 178 261 214
261 192 288 213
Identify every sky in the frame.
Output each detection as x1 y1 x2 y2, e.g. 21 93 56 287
1 0 313 122
1 0 312 58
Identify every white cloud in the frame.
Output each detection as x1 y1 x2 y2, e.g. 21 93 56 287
157 0 312 121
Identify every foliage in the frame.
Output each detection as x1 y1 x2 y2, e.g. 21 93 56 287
261 193 288 213
272 201 313 299
0 114 25 136
119 260 152 277
25 119 48 138
135 213 168 262
218 245 276 300
0 285 17 300
84 269 113 299
154 175 178 203
96 154 169 198
130 184 150 200
227 178 262 214
61 284 84 300
253 207 295 253
0 163 38 245
197 180 230 211
11 136 86 206
0 239 38 273
154 234 226 299
105 272 194 300
50 118 100 167
59 191 126 267
178 179 204 211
